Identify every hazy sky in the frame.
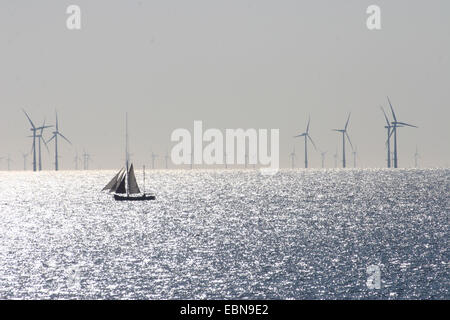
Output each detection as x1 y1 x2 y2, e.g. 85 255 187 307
0 0 449 170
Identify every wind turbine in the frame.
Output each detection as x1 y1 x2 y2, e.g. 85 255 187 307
414 145 420 168
223 151 227 169
320 150 327 169
332 113 353 168
47 111 72 171
189 152 193 169
380 106 395 168
294 116 317 168
5 154 13 171
289 146 296 169
22 109 38 171
82 150 92 170
164 150 169 169
333 148 338 168
387 97 418 168
150 150 158 169
33 119 52 171
74 151 81 170
352 146 358 168
21 152 29 170
250 153 257 169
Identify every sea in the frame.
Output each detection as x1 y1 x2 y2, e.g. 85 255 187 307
0 169 448 299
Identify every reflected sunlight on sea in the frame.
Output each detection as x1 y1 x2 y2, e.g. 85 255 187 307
0 169 448 299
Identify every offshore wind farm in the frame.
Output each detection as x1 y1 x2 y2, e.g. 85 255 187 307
0 96 432 172
0 1 448 303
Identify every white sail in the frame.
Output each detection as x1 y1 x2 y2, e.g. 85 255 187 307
127 163 141 194
102 169 123 191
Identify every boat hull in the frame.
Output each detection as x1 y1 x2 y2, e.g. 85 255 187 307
114 194 156 201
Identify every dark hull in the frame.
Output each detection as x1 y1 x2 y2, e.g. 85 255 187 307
114 194 156 201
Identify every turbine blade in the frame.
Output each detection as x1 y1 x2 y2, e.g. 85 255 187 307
388 127 395 140
306 116 310 134
58 132 72 145
345 113 351 131
307 134 318 151
41 136 50 153
55 111 59 131
380 106 390 126
294 133 306 138
387 96 397 122
345 132 354 150
395 121 418 128
47 134 55 144
22 109 35 129
38 118 54 132
38 125 53 130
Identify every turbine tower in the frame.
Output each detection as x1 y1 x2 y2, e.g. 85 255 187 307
332 113 353 168
320 151 327 169
289 146 296 169
6 154 12 171
250 152 257 169
223 152 227 169
33 120 52 171
22 109 38 171
82 150 92 170
352 146 358 168
151 151 158 169
164 150 169 169
47 111 72 171
387 97 418 168
380 106 394 168
414 145 420 168
74 151 80 170
21 152 29 171
294 116 317 168
333 148 338 168
189 152 193 170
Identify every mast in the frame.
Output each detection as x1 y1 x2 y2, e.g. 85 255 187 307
125 113 129 196
143 165 146 194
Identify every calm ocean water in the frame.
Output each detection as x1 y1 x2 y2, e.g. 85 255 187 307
0 169 448 299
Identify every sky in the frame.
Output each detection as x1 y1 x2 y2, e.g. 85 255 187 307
0 0 449 170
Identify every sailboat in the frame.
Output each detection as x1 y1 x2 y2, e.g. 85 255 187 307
102 114 156 201
103 164 155 201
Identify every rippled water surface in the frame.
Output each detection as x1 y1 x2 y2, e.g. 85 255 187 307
0 169 448 299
